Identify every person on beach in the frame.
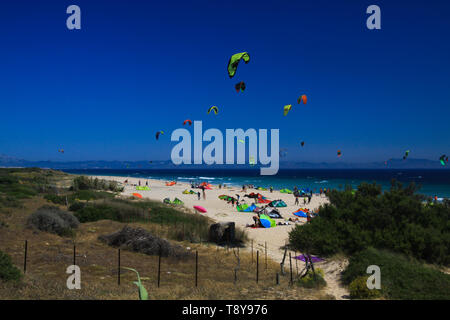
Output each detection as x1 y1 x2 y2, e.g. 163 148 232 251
197 192 201 200
236 194 240 202
308 194 312 204
303 197 307 205
145 181 148 186
270 186 273 193
231 197 235 207
219 184 222 189
319 188 323 197
295 194 299 205
139 180 141 186
202 187 206 200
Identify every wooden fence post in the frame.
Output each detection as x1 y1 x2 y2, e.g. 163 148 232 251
251 240 254 264
195 250 198 287
265 242 267 270
157 246 161 288
256 251 259 283
289 252 293 285
118 249 121 285
23 240 28 273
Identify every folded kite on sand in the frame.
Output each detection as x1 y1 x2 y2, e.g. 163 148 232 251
193 206 207 213
294 254 324 263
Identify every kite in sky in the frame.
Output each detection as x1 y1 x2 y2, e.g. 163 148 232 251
283 105 292 116
235 81 246 93
337 150 342 157
183 119 192 126
403 150 410 160
156 131 164 140
207 106 218 115
440 154 447 166
300 141 305 147
227 52 250 78
297 94 307 105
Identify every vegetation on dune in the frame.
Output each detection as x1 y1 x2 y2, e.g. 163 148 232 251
289 181 450 265
344 247 450 300
0 250 22 282
71 176 124 192
289 180 450 299
296 268 327 289
71 198 213 243
27 205 80 236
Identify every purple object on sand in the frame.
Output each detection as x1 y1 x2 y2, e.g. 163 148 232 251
294 254 324 263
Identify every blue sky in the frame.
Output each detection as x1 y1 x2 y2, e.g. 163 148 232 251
0 0 449 163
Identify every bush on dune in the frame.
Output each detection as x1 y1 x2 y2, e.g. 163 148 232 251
0 250 22 282
343 247 450 300
27 205 79 236
289 181 450 266
72 176 123 192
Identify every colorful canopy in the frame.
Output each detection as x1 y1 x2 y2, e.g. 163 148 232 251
227 52 250 78
132 193 143 199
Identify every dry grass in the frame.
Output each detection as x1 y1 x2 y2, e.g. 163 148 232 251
0 197 328 300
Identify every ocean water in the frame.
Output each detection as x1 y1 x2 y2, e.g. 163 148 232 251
62 169 450 198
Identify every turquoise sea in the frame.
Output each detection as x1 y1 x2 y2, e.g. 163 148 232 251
63 169 450 199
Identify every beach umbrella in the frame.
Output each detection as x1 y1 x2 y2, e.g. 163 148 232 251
132 193 143 199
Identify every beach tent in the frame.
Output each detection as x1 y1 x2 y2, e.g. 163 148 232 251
163 198 171 204
279 188 293 194
257 187 267 191
182 189 193 194
166 181 176 186
132 193 143 199
259 214 276 228
269 200 287 207
136 186 150 191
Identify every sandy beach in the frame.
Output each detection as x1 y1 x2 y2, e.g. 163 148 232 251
91 175 330 263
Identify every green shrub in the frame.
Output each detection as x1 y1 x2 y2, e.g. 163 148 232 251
0 250 22 282
343 247 450 300
289 181 450 266
27 205 79 236
349 276 382 299
72 176 123 192
44 194 67 205
297 268 327 289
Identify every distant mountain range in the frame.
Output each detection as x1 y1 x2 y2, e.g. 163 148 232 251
0 154 448 170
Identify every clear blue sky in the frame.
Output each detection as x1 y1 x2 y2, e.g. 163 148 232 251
0 0 449 162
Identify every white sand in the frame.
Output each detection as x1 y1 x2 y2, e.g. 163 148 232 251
91 175 329 263
91 175 351 299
